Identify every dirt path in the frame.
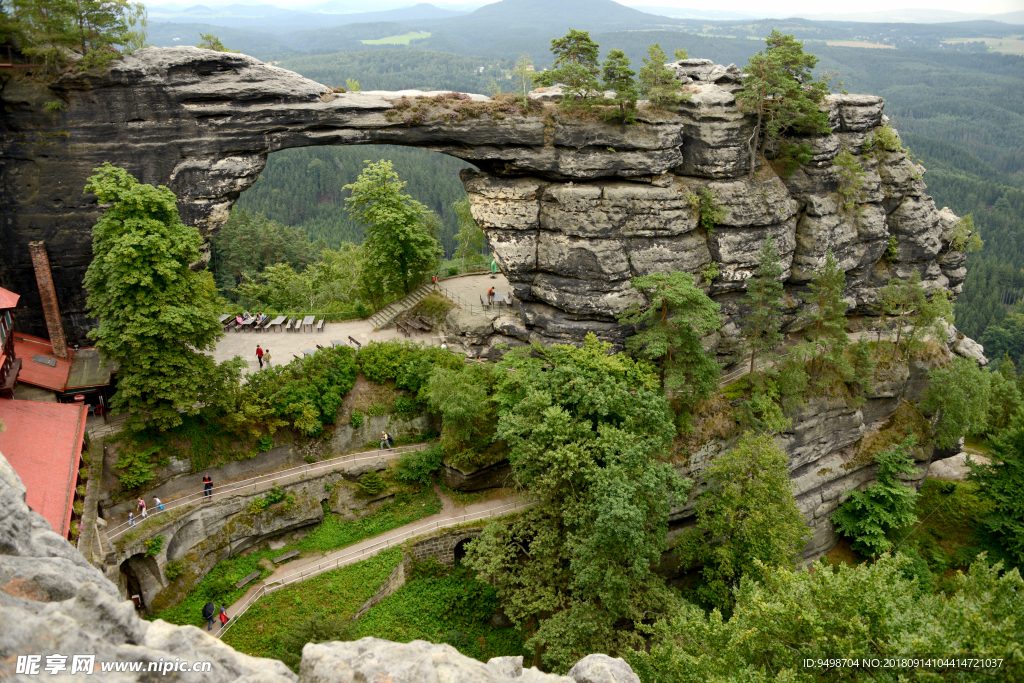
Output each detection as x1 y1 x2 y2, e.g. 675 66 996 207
216 489 527 637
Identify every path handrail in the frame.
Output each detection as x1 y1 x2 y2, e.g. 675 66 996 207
108 443 429 542
218 499 535 638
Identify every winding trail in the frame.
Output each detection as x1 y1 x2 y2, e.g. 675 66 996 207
215 488 529 638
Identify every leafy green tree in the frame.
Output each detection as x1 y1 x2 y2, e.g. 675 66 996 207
345 78 360 92
536 28 601 105
737 31 831 180
741 236 785 375
344 160 443 307
618 272 721 426
686 187 727 233
196 32 236 52
982 311 1024 370
832 436 920 557
83 163 224 431
601 48 637 123
626 554 1024 683
970 417 1024 566
673 48 688 60
986 359 1023 436
637 43 686 109
923 356 992 450
465 335 687 672
834 149 866 211
950 214 984 253
451 198 487 272
797 249 850 383
235 244 365 314
423 363 498 468
511 53 536 100
679 431 808 610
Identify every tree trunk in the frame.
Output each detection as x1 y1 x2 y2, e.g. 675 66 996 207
747 107 762 180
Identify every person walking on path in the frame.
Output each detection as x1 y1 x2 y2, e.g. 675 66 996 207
256 345 264 369
380 431 393 450
154 497 164 511
218 605 230 629
203 602 216 631
203 475 213 498
264 349 272 368
137 497 147 519
128 511 135 528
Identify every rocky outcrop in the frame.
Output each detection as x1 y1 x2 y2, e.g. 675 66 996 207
1 49 968 351
2 452 644 682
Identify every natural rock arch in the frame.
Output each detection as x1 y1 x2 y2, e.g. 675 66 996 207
0 47 964 349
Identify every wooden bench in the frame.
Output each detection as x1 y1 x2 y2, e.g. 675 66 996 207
234 571 261 589
316 318 325 333
348 336 362 349
273 549 299 565
415 315 433 331
396 321 411 338
285 317 296 333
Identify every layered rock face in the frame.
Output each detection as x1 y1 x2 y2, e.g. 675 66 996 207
1 50 963 348
0 450 642 683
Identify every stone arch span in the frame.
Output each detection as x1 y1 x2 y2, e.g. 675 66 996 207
0 47 964 348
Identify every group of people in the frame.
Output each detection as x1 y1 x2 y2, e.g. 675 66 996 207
127 476 214 527
255 344 271 369
127 496 164 528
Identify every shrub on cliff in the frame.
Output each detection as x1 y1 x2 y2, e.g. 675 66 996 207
83 163 231 433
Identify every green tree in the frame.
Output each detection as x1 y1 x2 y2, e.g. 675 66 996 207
82 163 224 431
832 436 920 557
344 160 443 307
196 32 236 52
536 28 601 105
986 360 1023 436
235 244 365 313
673 48 688 60
982 311 1024 370
422 363 497 467
923 356 992 450
601 48 637 123
451 198 487 272
465 335 687 672
741 236 785 375
511 53 536 101
617 272 721 427
679 431 808 610
637 43 686 109
797 249 850 383
737 31 831 180
626 554 1024 683
970 417 1024 566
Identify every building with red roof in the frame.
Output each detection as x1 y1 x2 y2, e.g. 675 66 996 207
0 399 87 537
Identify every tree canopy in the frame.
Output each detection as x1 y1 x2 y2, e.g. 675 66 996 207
465 334 688 672
83 163 226 431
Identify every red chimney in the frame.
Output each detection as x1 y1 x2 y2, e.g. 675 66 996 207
28 242 69 360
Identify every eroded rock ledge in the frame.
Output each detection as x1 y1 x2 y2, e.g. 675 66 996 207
0 451 639 683
1 48 964 348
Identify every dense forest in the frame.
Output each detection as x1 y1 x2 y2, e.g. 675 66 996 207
235 145 474 255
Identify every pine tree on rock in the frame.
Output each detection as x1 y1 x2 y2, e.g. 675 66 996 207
637 43 687 109
737 31 831 179
798 249 850 383
601 48 637 123
618 271 721 429
536 28 601 105
83 163 224 432
741 235 785 375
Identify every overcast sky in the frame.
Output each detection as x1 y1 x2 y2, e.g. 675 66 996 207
248 0 1020 14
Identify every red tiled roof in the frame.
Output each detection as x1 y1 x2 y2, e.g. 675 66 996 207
0 287 19 309
12 334 72 392
0 399 86 536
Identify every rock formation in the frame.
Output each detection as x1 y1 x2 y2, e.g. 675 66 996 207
0 450 643 683
1 49 966 351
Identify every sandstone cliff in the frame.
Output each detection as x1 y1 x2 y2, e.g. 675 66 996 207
1 49 965 350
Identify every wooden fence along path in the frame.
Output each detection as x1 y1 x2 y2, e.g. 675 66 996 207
217 498 534 639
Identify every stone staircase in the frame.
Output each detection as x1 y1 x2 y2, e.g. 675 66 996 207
368 283 435 330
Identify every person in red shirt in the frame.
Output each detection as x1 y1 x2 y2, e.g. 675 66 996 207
487 286 495 305
256 344 264 369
